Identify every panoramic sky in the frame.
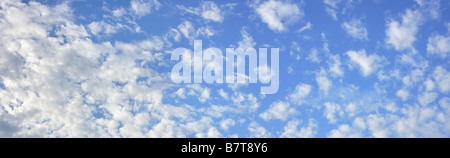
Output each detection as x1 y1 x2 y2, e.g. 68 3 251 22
0 0 449 138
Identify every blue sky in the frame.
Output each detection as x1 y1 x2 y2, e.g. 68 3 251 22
0 0 449 137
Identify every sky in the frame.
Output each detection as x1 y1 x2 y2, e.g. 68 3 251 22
0 0 449 138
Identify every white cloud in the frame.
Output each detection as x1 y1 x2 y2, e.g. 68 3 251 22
328 54 343 77
316 68 332 95
238 28 256 49
88 21 123 36
439 97 450 114
288 83 311 105
177 21 194 39
201 1 223 22
324 102 343 124
323 0 357 21
148 119 185 138
385 9 422 51
130 0 161 17
177 20 216 40
0 1 222 138
218 89 229 100
328 117 366 138
112 8 127 17
280 119 317 138
415 0 440 19
427 34 450 58
260 101 297 121
418 92 438 106
297 22 312 33
367 115 390 138
248 122 271 138
345 103 358 117
346 49 385 77
177 1 227 23
220 119 235 131
255 0 303 32
433 66 450 93
396 89 409 101
424 79 435 91
328 124 360 138
341 18 368 40
308 48 321 63
325 7 338 21
186 84 211 103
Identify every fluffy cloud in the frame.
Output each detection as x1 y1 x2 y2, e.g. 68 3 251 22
280 119 317 138
248 122 271 138
255 0 303 32
346 49 386 77
396 89 409 101
201 1 224 22
288 83 312 105
328 54 344 77
0 0 223 138
385 9 422 51
433 66 450 93
418 92 438 106
316 68 332 95
260 101 297 121
130 0 161 17
328 117 366 138
341 18 368 40
177 20 216 40
324 102 343 124
427 34 450 58
220 119 235 131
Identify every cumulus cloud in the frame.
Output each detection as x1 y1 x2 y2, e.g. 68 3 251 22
324 102 343 124
177 20 216 40
201 1 224 22
255 0 303 32
0 0 222 138
418 92 438 106
433 66 450 93
396 89 409 101
346 49 386 77
327 54 344 77
288 83 312 105
248 122 271 138
427 34 450 58
323 0 357 21
316 68 332 95
220 119 235 131
341 18 368 40
328 117 366 138
280 119 317 138
385 9 422 51
130 0 161 17
237 28 256 49
177 1 225 23
260 101 297 121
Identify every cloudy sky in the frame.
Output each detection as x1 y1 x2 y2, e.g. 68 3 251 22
0 0 449 138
